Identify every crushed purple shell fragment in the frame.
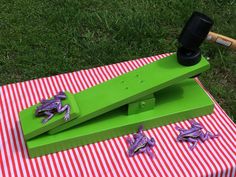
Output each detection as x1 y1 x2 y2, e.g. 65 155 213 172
35 91 71 124
175 120 219 150
126 126 155 158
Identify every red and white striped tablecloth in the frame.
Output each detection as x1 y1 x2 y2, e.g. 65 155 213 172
0 53 235 177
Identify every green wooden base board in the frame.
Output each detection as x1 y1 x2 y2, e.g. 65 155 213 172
26 79 214 158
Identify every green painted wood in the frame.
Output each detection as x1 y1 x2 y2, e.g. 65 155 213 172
49 54 210 134
26 79 214 158
20 92 80 140
128 94 155 115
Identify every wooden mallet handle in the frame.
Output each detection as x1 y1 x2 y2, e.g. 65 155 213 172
207 31 236 50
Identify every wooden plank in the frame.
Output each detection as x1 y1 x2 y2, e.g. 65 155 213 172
49 54 210 134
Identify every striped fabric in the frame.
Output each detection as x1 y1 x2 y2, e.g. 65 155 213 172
0 53 235 177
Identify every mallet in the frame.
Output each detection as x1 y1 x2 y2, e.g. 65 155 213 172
177 11 235 66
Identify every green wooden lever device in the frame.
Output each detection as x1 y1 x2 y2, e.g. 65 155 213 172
19 12 216 157
19 53 214 157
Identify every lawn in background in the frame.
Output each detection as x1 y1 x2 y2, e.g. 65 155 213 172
0 0 235 120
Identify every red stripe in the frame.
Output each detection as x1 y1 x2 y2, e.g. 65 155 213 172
0 93 10 177
49 76 76 177
172 122 206 177
75 71 87 90
183 119 221 176
111 139 134 177
21 81 50 176
39 78 66 177
160 126 195 176
10 83 37 177
1 86 18 177
106 140 127 176
70 149 82 176
96 142 114 177
31 80 59 176
103 141 121 176
116 138 141 177
16 82 42 176
27 80 54 177
150 128 179 176
42 77 69 177
200 116 231 177
93 144 107 175
180 121 215 176
166 124 201 177
3 86 23 177
206 115 235 176
87 145 104 176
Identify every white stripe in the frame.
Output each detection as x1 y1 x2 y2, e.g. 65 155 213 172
68 149 81 176
199 117 228 177
112 138 136 177
57 151 72 177
8 83 33 177
2 86 22 176
167 125 202 177
47 154 58 177
87 145 105 176
0 90 11 177
100 66 112 80
75 71 87 90
84 145 100 177
99 142 118 176
161 126 194 177
94 67 108 82
151 128 180 176
87 69 100 85
29 79 57 176
142 131 168 177
203 115 234 176
91 68 104 84
191 118 221 177
176 122 205 174
111 64 123 76
57 75 70 92
21 81 51 177
84 70 96 86
109 139 130 176
71 71 85 91
64 74 76 93
94 143 112 177
180 121 214 175
79 147 94 177
68 72 80 93
119 137 143 177
44 76 75 177
74 148 88 177
103 140 124 176
15 83 40 177
81 70 93 88
214 107 235 142
104 65 118 79
108 64 120 76
208 114 235 157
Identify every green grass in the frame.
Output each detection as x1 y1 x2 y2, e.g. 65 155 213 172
0 0 235 121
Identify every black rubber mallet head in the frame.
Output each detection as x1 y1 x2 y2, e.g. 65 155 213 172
177 12 214 66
